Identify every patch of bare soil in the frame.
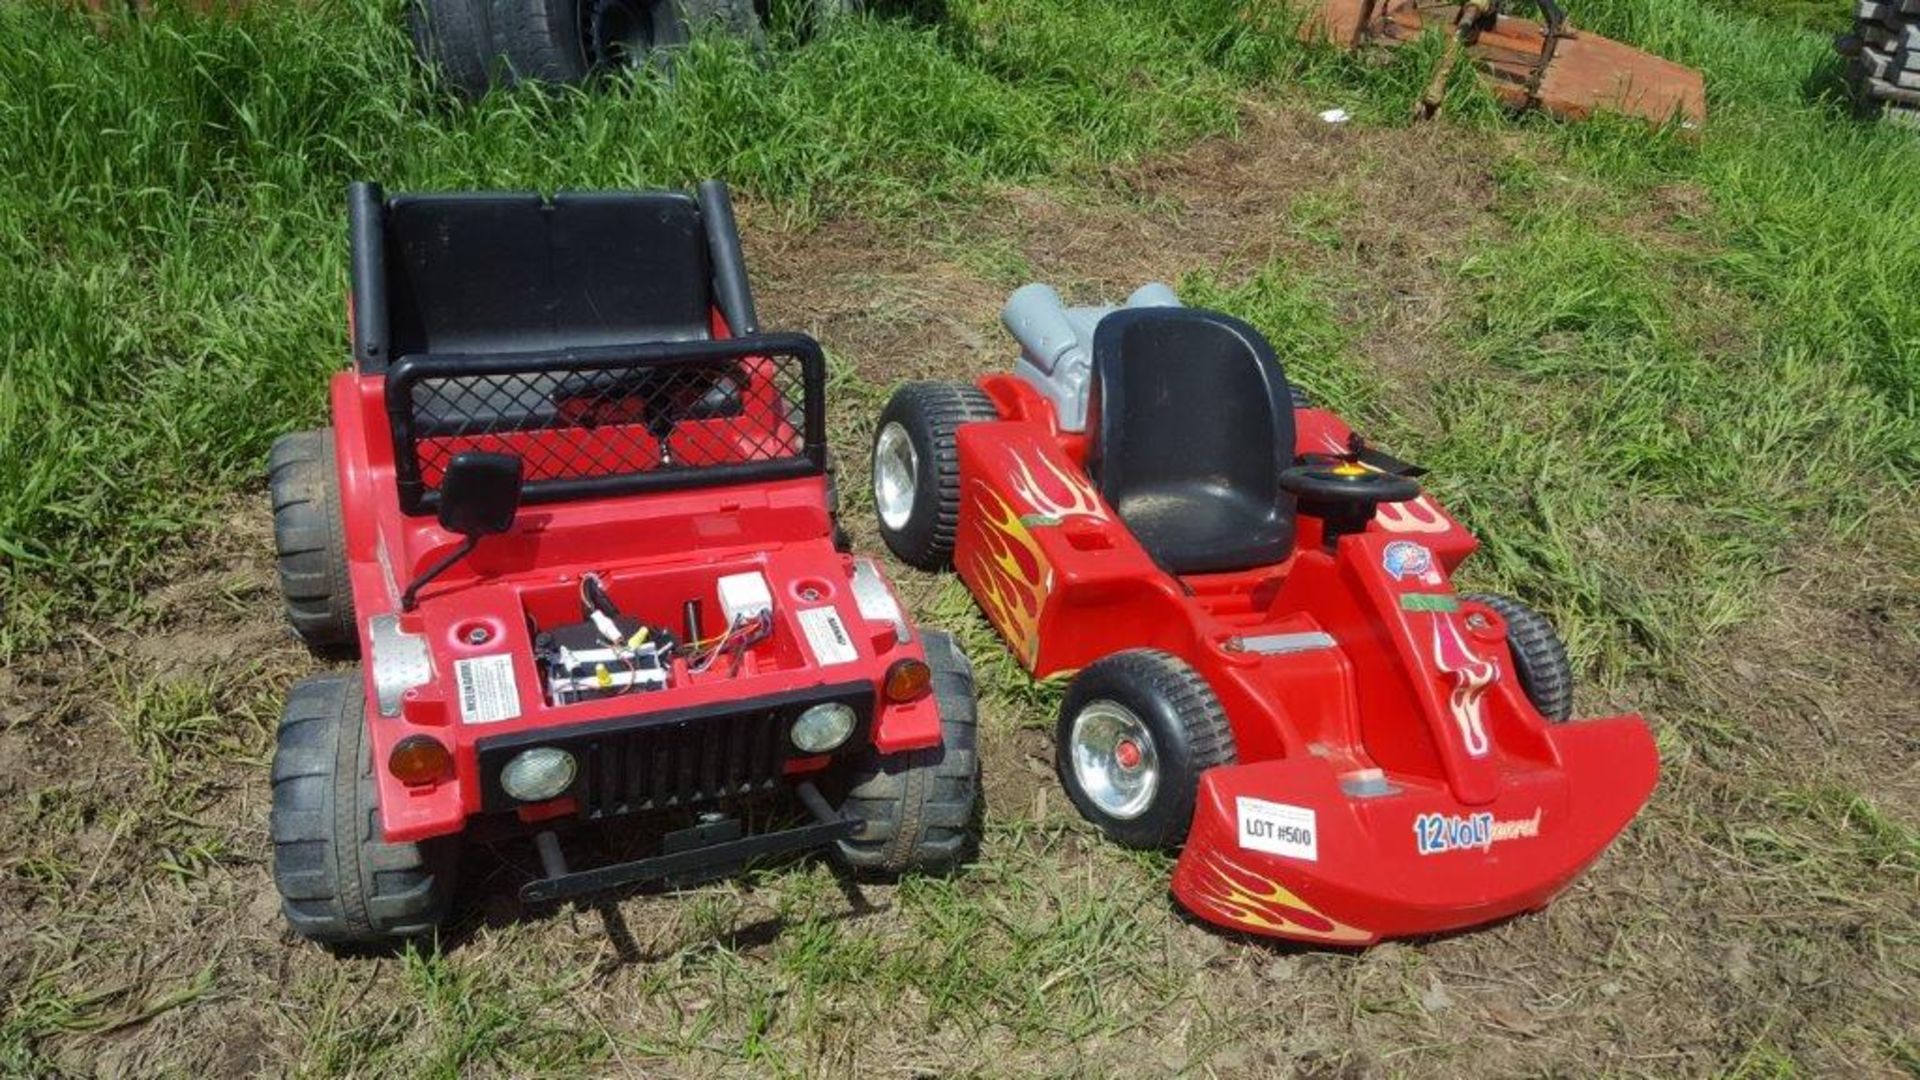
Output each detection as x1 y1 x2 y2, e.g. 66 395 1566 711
3 103 1915 1077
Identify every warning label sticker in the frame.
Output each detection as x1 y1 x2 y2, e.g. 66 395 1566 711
455 654 521 724
1236 797 1318 862
797 606 858 667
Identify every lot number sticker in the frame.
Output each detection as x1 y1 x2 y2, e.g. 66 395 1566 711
455 654 521 725
1236 797 1318 862
797 607 859 667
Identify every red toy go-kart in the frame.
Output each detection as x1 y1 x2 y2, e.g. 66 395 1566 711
871 283 1657 946
266 180 978 950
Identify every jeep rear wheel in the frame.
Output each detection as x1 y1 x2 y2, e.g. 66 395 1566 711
268 429 357 656
271 674 460 951
835 630 981 874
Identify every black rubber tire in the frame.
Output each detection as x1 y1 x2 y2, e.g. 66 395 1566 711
1057 650 1238 851
756 0 860 33
270 674 460 950
870 381 999 571
1465 594 1574 723
408 0 499 98
269 430 358 656
835 630 981 875
490 0 759 87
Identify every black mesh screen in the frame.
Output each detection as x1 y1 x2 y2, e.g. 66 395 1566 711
386 335 827 514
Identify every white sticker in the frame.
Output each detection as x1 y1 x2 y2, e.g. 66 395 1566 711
796 606 858 667
455 654 521 724
1236 797 1318 862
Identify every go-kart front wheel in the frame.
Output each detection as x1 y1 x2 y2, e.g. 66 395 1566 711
870 382 998 570
1057 650 1239 851
1464 594 1574 723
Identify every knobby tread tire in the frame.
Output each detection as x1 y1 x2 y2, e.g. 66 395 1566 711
872 381 999 570
1465 593 1575 723
835 630 982 875
268 430 357 656
271 675 458 950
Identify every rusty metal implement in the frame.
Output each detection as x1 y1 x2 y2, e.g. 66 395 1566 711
1295 0 1706 127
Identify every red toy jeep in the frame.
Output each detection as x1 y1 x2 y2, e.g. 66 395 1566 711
871 283 1657 946
267 181 978 949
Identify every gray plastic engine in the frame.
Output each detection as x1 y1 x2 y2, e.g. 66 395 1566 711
1002 281 1182 433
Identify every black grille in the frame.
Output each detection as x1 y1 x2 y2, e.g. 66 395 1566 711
385 334 827 515
577 710 789 819
473 682 875 818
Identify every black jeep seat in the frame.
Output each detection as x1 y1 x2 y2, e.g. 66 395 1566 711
1087 307 1297 575
354 186 715 368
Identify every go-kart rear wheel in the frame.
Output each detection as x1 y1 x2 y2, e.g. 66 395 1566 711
1465 594 1574 723
269 429 358 656
834 630 981 875
270 674 460 951
1057 650 1238 851
871 382 998 570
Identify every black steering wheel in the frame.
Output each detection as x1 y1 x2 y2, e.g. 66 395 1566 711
1280 460 1422 547
1279 461 1422 506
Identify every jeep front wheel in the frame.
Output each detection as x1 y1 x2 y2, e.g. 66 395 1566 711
834 630 981 874
270 674 460 951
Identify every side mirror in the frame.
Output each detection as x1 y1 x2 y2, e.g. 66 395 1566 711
438 452 523 537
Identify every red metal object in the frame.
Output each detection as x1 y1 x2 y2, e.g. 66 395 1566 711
952 375 1657 945
329 321 939 848
1301 0 1706 128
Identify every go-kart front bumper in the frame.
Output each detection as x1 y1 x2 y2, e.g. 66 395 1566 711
1170 714 1658 946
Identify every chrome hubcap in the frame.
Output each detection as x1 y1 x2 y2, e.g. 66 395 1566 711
1069 701 1159 820
873 422 919 532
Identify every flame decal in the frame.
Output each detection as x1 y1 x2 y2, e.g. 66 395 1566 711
1190 852 1371 944
1008 451 1108 522
965 482 1051 666
1375 496 1451 535
1431 614 1497 757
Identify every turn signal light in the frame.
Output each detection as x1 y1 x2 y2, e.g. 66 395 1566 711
389 735 453 786
884 658 933 703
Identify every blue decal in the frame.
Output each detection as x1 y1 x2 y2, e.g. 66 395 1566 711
1413 810 1544 855
1383 541 1434 582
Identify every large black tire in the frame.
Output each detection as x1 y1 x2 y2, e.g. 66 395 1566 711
1057 650 1237 851
755 0 861 34
271 675 460 950
269 430 357 656
1838 0 1920 121
835 630 981 875
870 382 999 570
489 0 760 87
409 0 499 98
1465 594 1574 723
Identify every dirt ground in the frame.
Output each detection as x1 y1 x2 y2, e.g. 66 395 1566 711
3 105 1915 1077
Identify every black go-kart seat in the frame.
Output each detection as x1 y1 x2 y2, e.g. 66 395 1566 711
1087 307 1298 575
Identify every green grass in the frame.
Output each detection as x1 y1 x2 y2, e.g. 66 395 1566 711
1 0 1915 656
3 0 1919 1073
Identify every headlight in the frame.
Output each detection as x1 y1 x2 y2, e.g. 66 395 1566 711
791 703 857 753
500 747 577 802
